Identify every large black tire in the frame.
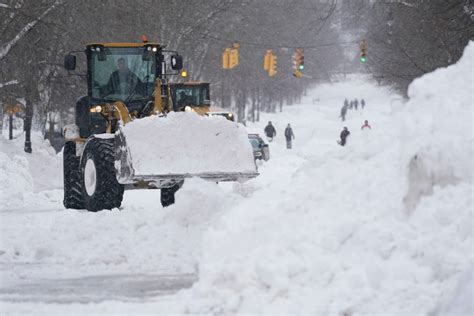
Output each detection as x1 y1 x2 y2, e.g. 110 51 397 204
160 182 183 207
63 141 84 209
80 137 124 212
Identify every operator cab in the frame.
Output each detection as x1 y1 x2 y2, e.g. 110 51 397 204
87 44 161 114
170 82 210 112
64 42 183 138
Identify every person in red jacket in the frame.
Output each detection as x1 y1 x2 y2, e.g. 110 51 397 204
361 120 372 130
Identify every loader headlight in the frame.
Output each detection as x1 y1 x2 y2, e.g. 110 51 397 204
90 105 102 113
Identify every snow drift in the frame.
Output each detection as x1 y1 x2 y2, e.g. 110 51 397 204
0 150 33 209
0 133 62 209
177 42 473 314
400 41 473 211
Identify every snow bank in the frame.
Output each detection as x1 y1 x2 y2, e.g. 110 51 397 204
436 265 473 315
0 150 33 209
176 43 473 314
0 133 62 209
400 41 473 210
119 112 256 175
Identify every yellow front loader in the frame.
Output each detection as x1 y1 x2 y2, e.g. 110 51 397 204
156 81 236 121
62 41 257 211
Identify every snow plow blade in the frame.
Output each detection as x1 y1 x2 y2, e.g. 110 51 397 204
124 172 258 190
114 112 258 187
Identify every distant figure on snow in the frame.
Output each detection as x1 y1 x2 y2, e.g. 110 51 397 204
361 120 371 130
338 127 350 146
340 103 348 122
361 99 366 109
354 98 359 110
264 121 276 142
284 123 295 149
349 100 354 109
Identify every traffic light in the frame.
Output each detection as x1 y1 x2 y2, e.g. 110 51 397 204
223 42 239 69
229 47 239 68
223 48 231 69
263 49 277 77
360 40 367 63
297 49 304 70
293 49 304 77
263 49 272 71
268 52 277 77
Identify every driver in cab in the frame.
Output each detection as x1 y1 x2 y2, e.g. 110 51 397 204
177 91 195 108
105 58 142 96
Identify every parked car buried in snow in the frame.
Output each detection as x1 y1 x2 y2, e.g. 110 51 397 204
248 134 270 161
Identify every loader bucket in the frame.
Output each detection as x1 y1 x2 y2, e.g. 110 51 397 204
114 112 258 188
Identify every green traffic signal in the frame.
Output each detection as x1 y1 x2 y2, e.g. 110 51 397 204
360 56 367 63
299 64 304 70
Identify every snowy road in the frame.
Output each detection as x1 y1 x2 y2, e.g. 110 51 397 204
0 79 398 309
0 271 195 303
1 57 472 315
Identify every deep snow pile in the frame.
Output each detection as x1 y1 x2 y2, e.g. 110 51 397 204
119 112 256 175
0 179 232 282
0 149 33 209
0 132 62 209
176 43 473 314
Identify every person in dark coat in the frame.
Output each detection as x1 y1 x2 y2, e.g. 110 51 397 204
344 98 349 108
354 98 359 110
339 127 350 146
284 123 295 149
349 100 354 109
340 104 348 121
361 99 366 109
264 121 276 142
104 58 142 97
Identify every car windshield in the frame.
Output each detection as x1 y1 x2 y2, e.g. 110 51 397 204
90 47 156 102
172 85 210 110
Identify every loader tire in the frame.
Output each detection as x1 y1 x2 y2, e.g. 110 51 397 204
81 137 124 212
63 141 84 209
160 182 182 207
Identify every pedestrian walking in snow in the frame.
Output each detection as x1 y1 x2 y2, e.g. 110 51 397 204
338 127 350 146
340 104 348 122
344 98 349 109
361 99 366 109
284 123 295 149
349 100 354 109
361 120 371 130
264 121 276 142
354 98 359 110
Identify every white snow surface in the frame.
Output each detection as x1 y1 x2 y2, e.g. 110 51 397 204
0 42 472 315
0 132 62 209
120 111 256 175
